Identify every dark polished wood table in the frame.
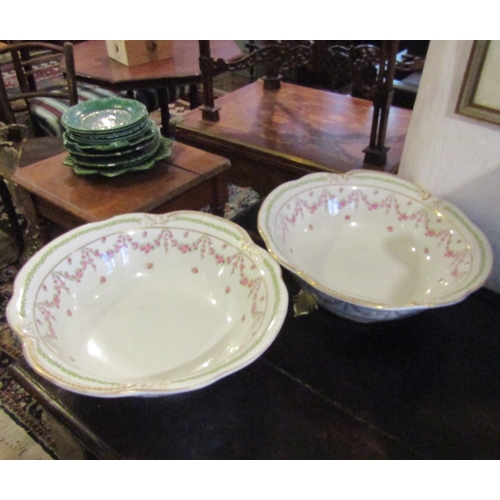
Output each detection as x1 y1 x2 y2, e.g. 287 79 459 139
175 81 412 197
68 40 243 136
8 203 500 460
11 142 230 234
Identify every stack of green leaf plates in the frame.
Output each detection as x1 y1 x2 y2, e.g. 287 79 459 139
61 97 172 177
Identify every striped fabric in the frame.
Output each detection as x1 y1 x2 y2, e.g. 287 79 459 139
30 84 193 137
30 84 123 137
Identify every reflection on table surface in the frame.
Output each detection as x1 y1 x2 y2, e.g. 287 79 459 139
10 203 500 460
71 40 243 85
68 40 244 137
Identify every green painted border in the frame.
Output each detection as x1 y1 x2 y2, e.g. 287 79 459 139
17 212 287 393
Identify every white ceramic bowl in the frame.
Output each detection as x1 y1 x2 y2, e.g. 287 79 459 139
258 171 493 323
7 211 288 397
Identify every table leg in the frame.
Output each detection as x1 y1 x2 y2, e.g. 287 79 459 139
0 180 24 257
157 87 171 137
211 171 229 217
189 84 199 109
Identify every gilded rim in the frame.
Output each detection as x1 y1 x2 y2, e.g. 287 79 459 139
258 171 493 311
7 211 289 397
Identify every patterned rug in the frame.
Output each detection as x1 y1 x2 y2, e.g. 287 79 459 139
0 179 259 459
0 290 62 459
0 405 52 459
0 205 65 459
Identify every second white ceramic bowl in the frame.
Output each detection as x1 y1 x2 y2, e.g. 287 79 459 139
258 171 493 322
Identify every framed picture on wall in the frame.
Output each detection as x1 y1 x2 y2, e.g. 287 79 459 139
456 40 500 126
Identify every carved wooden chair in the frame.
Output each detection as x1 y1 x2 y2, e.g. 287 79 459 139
0 41 122 138
327 42 424 99
0 41 79 137
0 42 125 258
0 42 74 258
327 43 382 99
0 43 77 258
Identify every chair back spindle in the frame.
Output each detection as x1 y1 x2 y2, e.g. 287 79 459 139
0 41 78 136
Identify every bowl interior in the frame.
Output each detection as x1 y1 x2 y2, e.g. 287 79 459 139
11 213 287 395
260 174 487 309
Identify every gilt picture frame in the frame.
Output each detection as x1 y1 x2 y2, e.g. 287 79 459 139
456 40 500 126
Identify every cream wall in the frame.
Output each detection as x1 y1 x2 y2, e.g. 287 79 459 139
398 40 500 293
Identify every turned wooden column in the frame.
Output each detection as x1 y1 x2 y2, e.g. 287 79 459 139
363 40 399 166
199 40 220 122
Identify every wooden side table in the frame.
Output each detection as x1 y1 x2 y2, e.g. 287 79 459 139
10 142 231 237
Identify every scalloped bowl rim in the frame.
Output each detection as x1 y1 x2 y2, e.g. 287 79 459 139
258 171 493 313
7 211 289 397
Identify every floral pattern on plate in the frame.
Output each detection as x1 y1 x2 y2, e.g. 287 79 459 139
258 171 493 322
7 212 288 397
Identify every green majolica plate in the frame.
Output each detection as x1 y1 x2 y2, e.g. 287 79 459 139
65 138 173 177
64 136 160 169
64 120 155 150
64 115 150 143
66 115 149 139
64 124 166 159
72 160 155 177
61 97 149 133
66 138 159 166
